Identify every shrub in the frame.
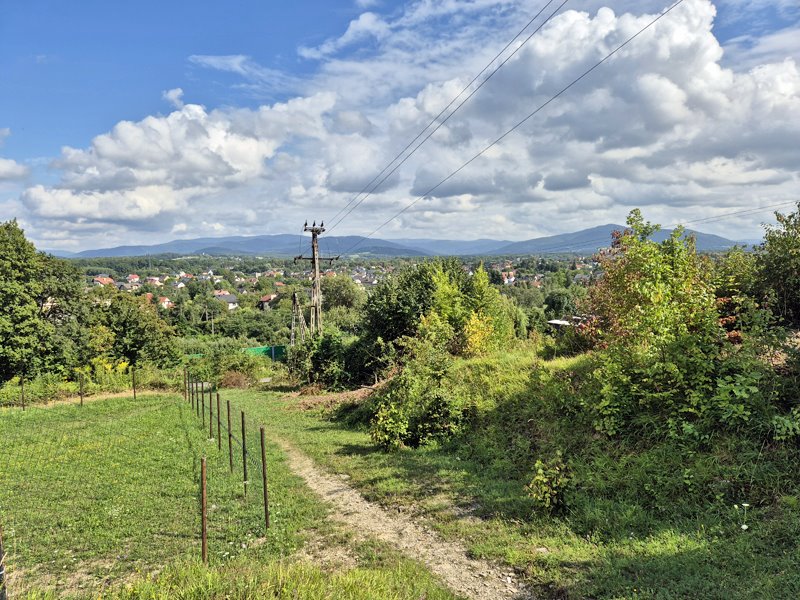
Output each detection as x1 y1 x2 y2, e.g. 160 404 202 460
220 370 252 389
369 333 465 450
526 452 571 513
584 211 782 438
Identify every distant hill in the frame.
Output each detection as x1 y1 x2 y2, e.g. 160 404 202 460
496 224 741 254
67 226 744 259
73 234 430 259
388 238 513 256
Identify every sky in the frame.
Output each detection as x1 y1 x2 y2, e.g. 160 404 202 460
0 0 798 251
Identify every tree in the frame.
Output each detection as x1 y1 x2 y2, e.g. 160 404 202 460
544 289 575 319
756 203 800 327
322 276 366 310
714 246 757 299
35 254 90 374
90 287 178 366
0 220 48 382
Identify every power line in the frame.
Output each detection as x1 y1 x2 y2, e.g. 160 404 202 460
341 0 688 254
325 0 569 233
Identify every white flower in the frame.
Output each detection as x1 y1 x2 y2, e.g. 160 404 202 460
741 524 749 531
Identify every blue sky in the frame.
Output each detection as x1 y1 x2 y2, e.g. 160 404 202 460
1 0 798 250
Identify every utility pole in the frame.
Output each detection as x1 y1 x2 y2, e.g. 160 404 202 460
290 291 308 345
294 221 338 336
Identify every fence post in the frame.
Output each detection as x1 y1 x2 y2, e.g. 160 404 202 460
209 386 213 439
260 426 270 532
227 400 233 473
0 519 7 600
79 373 84 407
132 366 137 400
20 377 25 411
241 411 248 499
190 376 195 410
183 368 188 402
216 393 221 450
200 457 208 565
201 382 205 428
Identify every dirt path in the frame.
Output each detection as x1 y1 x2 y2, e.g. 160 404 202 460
277 439 532 600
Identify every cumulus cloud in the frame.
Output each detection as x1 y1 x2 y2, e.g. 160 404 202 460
0 158 29 181
23 94 336 233
0 128 29 181
17 0 800 248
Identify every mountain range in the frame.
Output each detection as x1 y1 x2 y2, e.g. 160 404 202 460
51 224 748 259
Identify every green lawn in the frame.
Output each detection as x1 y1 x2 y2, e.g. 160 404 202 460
0 394 462 600
220 378 800 600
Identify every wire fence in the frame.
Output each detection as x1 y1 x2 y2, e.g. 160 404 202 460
0 368 279 597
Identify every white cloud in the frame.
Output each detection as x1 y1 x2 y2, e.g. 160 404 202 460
162 87 185 109
22 94 337 233
0 128 29 181
723 25 800 70
189 55 299 95
17 0 800 249
0 158 29 181
299 12 391 60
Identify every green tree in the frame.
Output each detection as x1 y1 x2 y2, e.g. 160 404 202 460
0 220 48 382
322 276 366 310
544 289 575 319
714 246 757 299
756 203 800 326
90 287 178 366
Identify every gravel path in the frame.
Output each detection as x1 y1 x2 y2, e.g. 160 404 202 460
277 439 533 600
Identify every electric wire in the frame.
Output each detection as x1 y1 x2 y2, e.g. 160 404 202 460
341 0 688 254
325 0 569 233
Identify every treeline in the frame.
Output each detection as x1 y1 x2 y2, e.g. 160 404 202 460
70 254 414 279
0 221 178 384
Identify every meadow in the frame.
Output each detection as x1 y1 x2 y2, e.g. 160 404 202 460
225 348 800 600
0 393 461 599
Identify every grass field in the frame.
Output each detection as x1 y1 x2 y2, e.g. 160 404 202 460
0 393 462 599
6 373 799 599
217 358 800 600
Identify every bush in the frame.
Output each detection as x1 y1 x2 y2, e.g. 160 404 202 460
584 211 784 438
369 334 465 450
526 451 571 513
220 371 252 389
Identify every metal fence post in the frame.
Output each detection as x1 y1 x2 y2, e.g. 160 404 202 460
227 400 233 472
260 426 270 532
201 457 208 565
216 393 221 450
209 387 213 439
201 382 205 428
241 411 248 499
